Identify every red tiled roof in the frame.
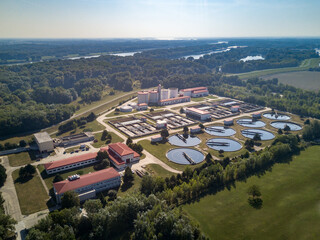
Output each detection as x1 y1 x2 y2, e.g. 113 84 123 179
193 90 208 94
151 134 162 139
181 87 207 92
186 107 210 115
138 103 147 106
160 96 190 102
53 168 120 195
190 126 201 130
231 105 240 108
44 152 97 170
100 144 139 166
224 119 233 122
106 142 135 156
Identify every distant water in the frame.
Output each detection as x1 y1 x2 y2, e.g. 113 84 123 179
68 55 101 60
183 48 230 60
110 51 141 57
240 55 265 62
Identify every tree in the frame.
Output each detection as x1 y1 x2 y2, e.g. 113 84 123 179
19 140 27 147
277 128 283 134
247 185 261 197
19 164 36 179
183 126 189 134
83 199 102 214
283 124 291 133
126 137 133 145
123 167 134 184
253 133 261 141
94 159 110 170
0 211 17 239
199 123 205 130
160 129 169 140
53 174 63 183
149 108 154 112
96 151 109 161
61 191 80 208
179 108 184 114
205 153 213 164
101 130 108 141
219 149 224 156
86 112 96 122
0 164 7 187
107 189 117 201
247 185 263 209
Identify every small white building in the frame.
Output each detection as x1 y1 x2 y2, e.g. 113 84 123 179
100 142 140 170
190 126 201 134
53 168 121 204
34 132 54 153
137 103 148 111
224 119 234 126
179 87 209 97
156 120 167 129
185 107 211 121
252 112 262 119
231 105 240 113
120 105 133 112
151 135 163 143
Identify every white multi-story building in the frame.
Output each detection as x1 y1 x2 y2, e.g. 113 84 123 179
53 168 121 204
44 152 98 175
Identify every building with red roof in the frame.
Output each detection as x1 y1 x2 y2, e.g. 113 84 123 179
53 168 121 204
179 87 209 98
44 152 98 175
100 142 140 170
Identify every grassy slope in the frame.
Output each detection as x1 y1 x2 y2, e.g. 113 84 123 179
92 132 124 148
183 145 320 240
145 164 174 178
12 170 49 215
8 151 36 167
232 58 320 80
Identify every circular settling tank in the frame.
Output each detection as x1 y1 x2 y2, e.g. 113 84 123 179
206 138 242 152
241 129 275 141
168 134 201 147
205 126 236 137
237 118 266 128
270 121 302 131
166 148 205 165
263 113 291 120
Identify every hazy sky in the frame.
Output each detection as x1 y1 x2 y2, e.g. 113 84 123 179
1 0 320 38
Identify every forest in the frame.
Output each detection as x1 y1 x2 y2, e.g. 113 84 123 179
0 39 320 137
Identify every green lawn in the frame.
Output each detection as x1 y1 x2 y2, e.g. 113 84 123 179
145 164 174 178
105 109 138 117
233 58 320 80
261 71 320 91
117 174 142 197
0 134 33 146
53 120 105 138
191 97 206 102
8 151 36 167
37 164 96 191
92 132 124 148
183 145 320 240
12 170 49 215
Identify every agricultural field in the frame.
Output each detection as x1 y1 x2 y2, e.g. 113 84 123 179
262 71 320 91
183 145 320 240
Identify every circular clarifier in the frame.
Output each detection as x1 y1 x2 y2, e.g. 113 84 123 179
241 129 275 141
166 148 205 165
270 121 302 131
205 126 236 137
263 113 291 120
168 134 201 147
237 118 266 128
206 138 242 152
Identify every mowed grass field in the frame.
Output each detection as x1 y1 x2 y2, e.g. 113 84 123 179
183 145 320 240
262 71 320 91
233 58 320 80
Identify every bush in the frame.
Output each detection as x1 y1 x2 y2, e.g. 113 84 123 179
61 191 80 208
0 164 7 187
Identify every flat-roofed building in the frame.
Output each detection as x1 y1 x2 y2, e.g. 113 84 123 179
190 126 201 134
100 142 140 170
252 112 262 119
137 103 148 111
231 105 240 113
224 119 234 126
151 135 163 143
44 152 98 175
185 107 211 121
34 132 54 153
53 168 121 204
158 96 190 106
56 132 94 148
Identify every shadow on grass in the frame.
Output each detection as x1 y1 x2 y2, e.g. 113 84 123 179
120 181 134 192
14 175 33 184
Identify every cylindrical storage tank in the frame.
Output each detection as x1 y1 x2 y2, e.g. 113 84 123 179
120 105 133 112
161 89 169 100
169 88 178 98
138 92 149 104
149 91 158 103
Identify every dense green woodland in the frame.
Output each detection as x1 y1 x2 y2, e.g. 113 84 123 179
0 40 319 136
